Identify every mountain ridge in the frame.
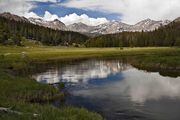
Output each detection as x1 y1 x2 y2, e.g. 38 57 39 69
0 12 29 23
0 12 175 35
65 19 171 34
29 17 68 31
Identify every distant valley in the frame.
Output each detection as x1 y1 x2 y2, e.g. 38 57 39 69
0 12 179 48
0 12 171 35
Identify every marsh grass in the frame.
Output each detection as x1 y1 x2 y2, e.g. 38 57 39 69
0 46 180 120
0 71 103 120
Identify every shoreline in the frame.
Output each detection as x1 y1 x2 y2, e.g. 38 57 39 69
0 46 179 120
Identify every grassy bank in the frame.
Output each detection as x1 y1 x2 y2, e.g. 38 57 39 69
0 72 103 120
0 46 180 120
0 46 180 73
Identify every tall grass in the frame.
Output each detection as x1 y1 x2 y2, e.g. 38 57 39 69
0 46 179 120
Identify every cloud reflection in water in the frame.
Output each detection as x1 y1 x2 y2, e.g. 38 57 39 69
33 59 180 104
33 60 129 84
119 69 180 103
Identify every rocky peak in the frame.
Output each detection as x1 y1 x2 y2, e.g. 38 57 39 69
134 19 155 27
0 12 175 35
0 12 29 23
174 17 180 22
29 17 67 31
91 21 131 34
67 22 94 33
131 19 170 32
53 19 59 22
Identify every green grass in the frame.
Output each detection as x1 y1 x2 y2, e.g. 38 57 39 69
0 46 180 70
0 46 179 60
0 69 103 120
21 39 43 47
0 46 180 120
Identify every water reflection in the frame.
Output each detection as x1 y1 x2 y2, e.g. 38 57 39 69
75 68 180 103
32 59 180 120
119 69 180 103
33 59 180 103
33 59 129 84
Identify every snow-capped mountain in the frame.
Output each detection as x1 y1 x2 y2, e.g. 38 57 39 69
90 21 132 34
0 12 173 35
0 12 68 31
0 12 29 23
67 22 94 33
130 19 170 32
29 18 68 31
67 19 170 34
174 17 180 22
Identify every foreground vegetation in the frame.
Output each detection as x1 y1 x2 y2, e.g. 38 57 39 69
0 46 179 68
0 72 103 120
0 46 179 75
0 46 180 120
0 12 179 120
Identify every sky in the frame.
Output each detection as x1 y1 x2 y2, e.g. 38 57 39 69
0 0 180 26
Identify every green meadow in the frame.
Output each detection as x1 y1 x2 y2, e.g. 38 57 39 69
0 46 180 120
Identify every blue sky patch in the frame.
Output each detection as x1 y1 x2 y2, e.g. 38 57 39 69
31 2 121 20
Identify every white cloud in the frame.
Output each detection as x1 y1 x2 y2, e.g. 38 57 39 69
43 11 59 21
59 13 109 26
0 0 32 16
25 11 109 26
61 0 180 24
0 0 57 17
1 0 180 25
0 0 108 26
25 12 41 18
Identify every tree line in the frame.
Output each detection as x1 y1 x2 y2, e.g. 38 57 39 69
0 16 88 46
0 15 180 47
85 21 180 47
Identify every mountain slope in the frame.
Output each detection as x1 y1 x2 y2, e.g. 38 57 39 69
0 12 29 23
90 19 170 34
85 18 180 47
91 21 131 34
29 18 68 31
174 17 180 22
0 13 88 46
130 19 170 32
67 22 94 33
0 12 174 36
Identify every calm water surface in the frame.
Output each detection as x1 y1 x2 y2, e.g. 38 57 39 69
32 59 180 120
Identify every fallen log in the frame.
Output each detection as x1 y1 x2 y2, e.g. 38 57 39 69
0 107 39 117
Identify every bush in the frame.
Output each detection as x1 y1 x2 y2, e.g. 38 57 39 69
58 82 65 90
